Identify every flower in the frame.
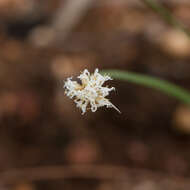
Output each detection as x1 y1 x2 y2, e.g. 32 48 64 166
64 68 120 114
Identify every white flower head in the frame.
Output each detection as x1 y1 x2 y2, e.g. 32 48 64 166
64 68 120 114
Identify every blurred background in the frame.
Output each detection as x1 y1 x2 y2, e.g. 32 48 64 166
0 0 190 189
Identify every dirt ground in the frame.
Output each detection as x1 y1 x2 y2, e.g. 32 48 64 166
0 0 190 189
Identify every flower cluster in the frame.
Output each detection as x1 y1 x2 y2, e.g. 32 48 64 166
64 69 120 114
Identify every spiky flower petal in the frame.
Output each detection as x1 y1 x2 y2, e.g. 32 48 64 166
64 69 120 114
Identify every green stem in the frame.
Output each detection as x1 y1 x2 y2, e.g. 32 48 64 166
101 70 190 105
142 0 190 38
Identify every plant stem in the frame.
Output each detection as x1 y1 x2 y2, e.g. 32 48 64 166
101 70 190 105
142 0 190 38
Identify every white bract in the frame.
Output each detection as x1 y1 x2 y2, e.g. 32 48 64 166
64 69 120 114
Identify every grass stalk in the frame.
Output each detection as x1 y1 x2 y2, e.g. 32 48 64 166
142 0 190 38
101 70 190 105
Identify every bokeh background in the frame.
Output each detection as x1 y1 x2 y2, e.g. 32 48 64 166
0 0 190 189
